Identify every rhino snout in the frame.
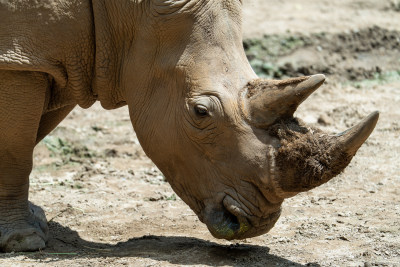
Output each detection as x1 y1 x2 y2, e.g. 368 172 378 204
202 195 281 240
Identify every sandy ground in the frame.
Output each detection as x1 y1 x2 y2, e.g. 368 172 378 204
242 0 400 37
1 0 400 266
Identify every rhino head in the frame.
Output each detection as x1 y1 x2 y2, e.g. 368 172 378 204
99 0 379 240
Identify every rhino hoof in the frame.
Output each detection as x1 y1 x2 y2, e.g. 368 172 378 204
3 232 46 252
0 202 48 252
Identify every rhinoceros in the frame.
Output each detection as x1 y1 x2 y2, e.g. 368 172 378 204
0 0 378 252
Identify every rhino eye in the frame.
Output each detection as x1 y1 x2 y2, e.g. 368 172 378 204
194 105 209 117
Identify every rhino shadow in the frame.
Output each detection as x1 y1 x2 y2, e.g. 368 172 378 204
1 221 320 266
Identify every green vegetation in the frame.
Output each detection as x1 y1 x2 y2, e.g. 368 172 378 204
243 35 306 59
42 136 96 164
165 193 177 201
145 193 177 202
353 70 400 88
246 59 282 78
243 35 307 78
244 30 400 83
58 180 84 189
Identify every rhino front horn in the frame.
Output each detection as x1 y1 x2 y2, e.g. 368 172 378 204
241 74 326 128
272 111 379 197
336 111 379 156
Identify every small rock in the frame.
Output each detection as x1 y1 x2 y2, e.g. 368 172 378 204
105 148 118 157
303 114 318 124
318 114 333 126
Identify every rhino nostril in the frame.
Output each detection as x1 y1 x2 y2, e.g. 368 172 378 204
204 206 251 240
208 208 241 239
222 208 240 232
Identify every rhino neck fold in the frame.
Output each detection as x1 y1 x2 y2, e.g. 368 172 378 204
90 0 140 110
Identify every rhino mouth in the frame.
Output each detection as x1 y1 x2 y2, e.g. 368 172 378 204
203 195 281 240
203 203 250 240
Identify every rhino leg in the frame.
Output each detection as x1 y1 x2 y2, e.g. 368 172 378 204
36 104 76 144
0 202 48 252
0 70 49 252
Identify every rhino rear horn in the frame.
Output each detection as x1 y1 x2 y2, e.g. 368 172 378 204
241 74 325 128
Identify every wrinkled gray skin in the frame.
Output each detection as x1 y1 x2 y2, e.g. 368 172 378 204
0 0 378 252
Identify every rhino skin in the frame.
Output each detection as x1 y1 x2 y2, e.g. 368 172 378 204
0 0 379 252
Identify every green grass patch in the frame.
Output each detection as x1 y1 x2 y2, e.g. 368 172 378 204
244 35 306 58
42 136 96 165
352 70 400 88
243 35 307 78
43 136 96 158
165 193 177 201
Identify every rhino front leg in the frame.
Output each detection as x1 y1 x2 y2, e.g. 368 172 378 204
0 200 49 252
0 70 49 252
36 104 76 144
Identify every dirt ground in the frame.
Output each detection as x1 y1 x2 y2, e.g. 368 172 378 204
1 0 400 266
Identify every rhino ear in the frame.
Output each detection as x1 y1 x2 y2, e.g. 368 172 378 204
241 74 325 128
151 0 197 15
